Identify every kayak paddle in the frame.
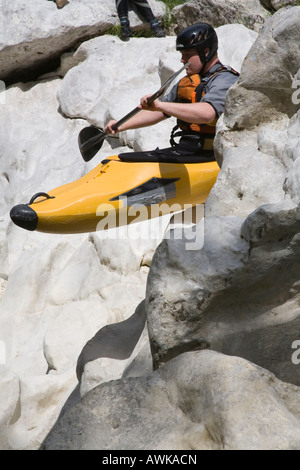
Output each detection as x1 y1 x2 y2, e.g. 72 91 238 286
78 62 190 162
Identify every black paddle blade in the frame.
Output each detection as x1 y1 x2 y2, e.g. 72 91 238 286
78 125 107 162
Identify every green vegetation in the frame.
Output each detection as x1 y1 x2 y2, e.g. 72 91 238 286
105 24 155 38
160 0 185 10
160 0 185 30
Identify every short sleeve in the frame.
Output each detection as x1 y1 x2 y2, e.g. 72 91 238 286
201 72 239 117
161 82 179 103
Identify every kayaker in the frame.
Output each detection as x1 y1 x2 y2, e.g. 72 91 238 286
106 23 239 163
116 0 165 40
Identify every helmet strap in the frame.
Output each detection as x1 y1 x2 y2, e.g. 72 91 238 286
198 49 208 72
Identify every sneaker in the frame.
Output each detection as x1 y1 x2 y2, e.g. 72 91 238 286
120 23 132 41
56 0 69 8
150 20 166 38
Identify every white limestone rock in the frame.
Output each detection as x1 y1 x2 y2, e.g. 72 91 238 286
0 60 161 449
145 8 300 385
41 350 300 450
80 326 150 397
0 368 19 450
0 78 87 221
57 36 181 126
172 0 271 33
7 370 76 451
0 7 282 451
206 146 288 218
270 0 299 9
223 7 300 131
0 0 166 83
216 24 258 73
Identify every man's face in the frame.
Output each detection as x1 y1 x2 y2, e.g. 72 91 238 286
180 49 203 75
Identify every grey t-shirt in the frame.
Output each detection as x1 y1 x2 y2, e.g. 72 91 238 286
162 64 239 118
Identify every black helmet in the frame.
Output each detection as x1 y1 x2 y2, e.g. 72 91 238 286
176 23 218 64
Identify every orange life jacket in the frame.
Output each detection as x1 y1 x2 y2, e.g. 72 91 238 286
174 64 239 150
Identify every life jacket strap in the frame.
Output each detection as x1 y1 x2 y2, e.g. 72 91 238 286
174 63 239 150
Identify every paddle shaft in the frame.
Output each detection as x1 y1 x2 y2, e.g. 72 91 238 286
111 83 170 131
111 106 140 132
82 89 170 152
79 62 190 161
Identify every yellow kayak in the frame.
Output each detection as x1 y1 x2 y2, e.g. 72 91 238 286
10 155 220 234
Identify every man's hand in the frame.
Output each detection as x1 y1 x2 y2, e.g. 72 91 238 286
106 120 119 135
140 94 160 111
105 100 167 134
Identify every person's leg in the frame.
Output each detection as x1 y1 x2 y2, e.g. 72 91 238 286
116 0 132 41
132 0 165 37
149 18 166 38
132 0 155 22
116 0 129 18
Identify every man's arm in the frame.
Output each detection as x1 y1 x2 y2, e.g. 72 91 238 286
106 109 167 134
106 92 216 135
142 97 216 124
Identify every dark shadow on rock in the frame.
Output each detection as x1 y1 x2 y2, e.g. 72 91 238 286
76 299 147 381
57 383 81 420
52 300 147 424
